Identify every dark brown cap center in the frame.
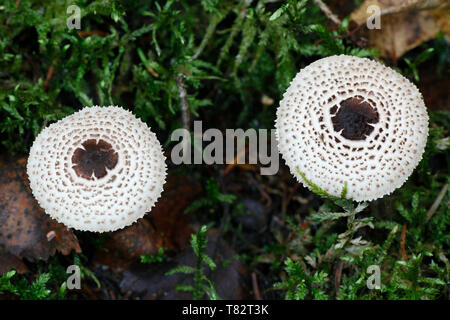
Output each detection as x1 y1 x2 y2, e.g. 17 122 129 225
330 96 379 140
72 139 118 180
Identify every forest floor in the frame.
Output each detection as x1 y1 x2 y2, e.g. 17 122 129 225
0 0 448 300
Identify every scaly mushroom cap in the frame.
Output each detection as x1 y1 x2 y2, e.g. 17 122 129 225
27 106 167 232
275 55 429 202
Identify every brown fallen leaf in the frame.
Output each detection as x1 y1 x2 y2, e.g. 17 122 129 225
93 219 164 270
146 172 202 250
0 157 81 262
350 0 450 61
119 229 251 299
93 173 201 270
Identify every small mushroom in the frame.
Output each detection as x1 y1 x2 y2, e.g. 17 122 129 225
27 106 167 232
275 55 429 202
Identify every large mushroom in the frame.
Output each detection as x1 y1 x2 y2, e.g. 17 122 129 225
275 55 429 202
27 106 167 232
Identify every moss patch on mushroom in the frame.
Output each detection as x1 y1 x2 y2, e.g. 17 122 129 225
297 168 349 201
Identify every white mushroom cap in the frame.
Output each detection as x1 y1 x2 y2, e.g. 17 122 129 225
275 55 429 202
27 106 167 232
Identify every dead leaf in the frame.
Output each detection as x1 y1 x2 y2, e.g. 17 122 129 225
119 229 250 299
0 157 81 262
147 172 202 250
350 0 450 61
429 7 450 35
93 219 163 270
93 173 201 270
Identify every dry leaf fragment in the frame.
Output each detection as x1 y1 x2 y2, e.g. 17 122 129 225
0 157 81 261
350 0 450 61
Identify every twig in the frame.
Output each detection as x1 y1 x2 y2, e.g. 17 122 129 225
334 260 344 295
44 65 55 90
174 75 190 132
313 0 341 25
400 224 408 262
146 66 159 78
78 31 108 37
426 183 448 223
251 272 263 300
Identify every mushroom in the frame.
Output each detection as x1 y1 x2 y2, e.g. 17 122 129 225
27 106 167 232
275 55 429 202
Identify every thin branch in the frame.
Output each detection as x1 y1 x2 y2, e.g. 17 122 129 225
174 74 190 132
78 30 108 37
426 183 448 223
400 224 408 262
44 65 55 90
334 260 345 295
313 0 341 25
251 272 263 300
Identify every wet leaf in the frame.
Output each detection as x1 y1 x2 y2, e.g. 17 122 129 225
0 157 81 262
